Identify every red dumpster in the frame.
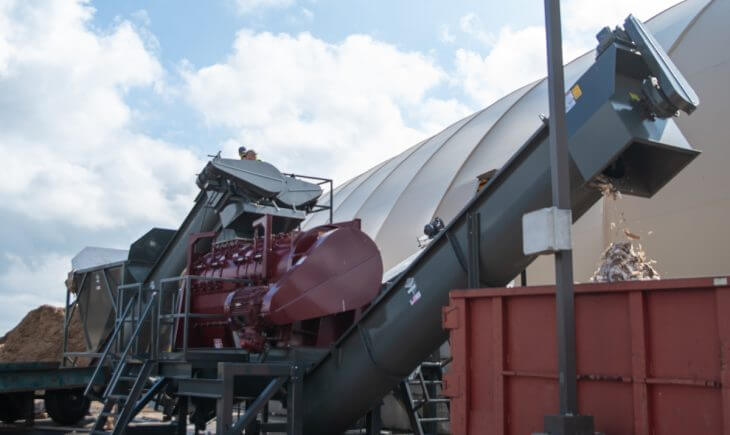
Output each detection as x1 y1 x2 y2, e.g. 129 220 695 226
442 277 730 435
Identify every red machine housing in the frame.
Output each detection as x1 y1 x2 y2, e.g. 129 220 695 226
176 216 383 352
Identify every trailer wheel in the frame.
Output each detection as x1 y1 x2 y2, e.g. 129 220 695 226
0 392 29 424
44 388 90 425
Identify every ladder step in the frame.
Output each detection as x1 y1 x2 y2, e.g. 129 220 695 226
100 411 119 417
411 398 450 407
417 417 450 423
420 361 447 367
109 394 129 401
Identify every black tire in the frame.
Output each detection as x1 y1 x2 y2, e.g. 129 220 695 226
0 393 26 424
44 388 90 426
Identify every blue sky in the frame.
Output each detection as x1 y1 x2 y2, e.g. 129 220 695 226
87 0 547 153
0 0 677 334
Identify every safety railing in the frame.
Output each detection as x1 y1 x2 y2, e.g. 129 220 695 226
102 292 158 400
83 293 139 397
157 275 252 360
282 173 334 224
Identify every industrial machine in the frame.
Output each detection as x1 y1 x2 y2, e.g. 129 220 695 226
51 15 701 435
179 212 382 353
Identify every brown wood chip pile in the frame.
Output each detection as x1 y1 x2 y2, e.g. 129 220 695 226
590 241 660 282
0 305 87 363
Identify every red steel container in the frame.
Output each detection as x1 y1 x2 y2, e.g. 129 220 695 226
442 277 730 435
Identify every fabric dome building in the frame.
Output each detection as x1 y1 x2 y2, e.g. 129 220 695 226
303 0 729 284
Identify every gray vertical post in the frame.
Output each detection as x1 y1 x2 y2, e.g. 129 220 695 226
542 0 594 433
287 364 304 435
467 212 481 288
183 276 191 359
62 281 71 367
176 396 188 435
216 363 233 435
365 404 382 435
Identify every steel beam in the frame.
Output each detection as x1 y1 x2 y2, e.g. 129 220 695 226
542 0 593 432
227 377 287 435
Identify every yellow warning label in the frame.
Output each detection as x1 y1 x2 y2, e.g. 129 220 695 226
571 84 582 99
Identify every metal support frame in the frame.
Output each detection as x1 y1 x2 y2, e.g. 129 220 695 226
542 0 593 433
176 396 188 435
365 404 382 435
62 276 73 367
282 172 334 224
63 272 87 367
158 275 251 360
397 381 424 435
174 362 303 435
466 212 481 288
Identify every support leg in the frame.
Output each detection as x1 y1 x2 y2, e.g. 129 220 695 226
216 365 233 435
365 403 382 435
287 364 303 435
176 396 188 435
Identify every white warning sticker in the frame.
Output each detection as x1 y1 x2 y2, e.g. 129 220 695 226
405 277 422 306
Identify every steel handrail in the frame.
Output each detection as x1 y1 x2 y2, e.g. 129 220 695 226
84 293 138 397
103 292 158 399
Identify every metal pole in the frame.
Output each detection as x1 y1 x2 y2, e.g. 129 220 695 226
329 180 334 224
62 280 71 367
543 0 576 414
543 1 593 433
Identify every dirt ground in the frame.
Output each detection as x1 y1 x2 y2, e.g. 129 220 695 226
0 305 86 363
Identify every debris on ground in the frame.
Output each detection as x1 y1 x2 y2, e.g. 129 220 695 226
0 305 86 363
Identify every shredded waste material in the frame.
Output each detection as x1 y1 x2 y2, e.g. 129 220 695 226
590 241 660 282
589 175 661 283
0 305 87 363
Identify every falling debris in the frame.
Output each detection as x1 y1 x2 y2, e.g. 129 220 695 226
589 175 622 200
0 305 87 363
591 242 660 282
623 228 641 240
589 174 660 282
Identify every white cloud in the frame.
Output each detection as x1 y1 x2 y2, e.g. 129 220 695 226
0 0 202 230
459 12 495 46
301 7 314 21
453 0 678 105
0 1 204 331
236 0 295 14
455 25 546 105
0 252 74 333
439 25 455 44
183 31 471 184
563 0 677 38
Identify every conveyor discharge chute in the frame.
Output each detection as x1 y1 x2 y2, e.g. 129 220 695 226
300 15 701 434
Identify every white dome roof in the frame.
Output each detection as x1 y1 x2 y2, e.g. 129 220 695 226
305 0 728 280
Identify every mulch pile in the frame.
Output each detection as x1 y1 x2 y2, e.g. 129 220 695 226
0 305 87 363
